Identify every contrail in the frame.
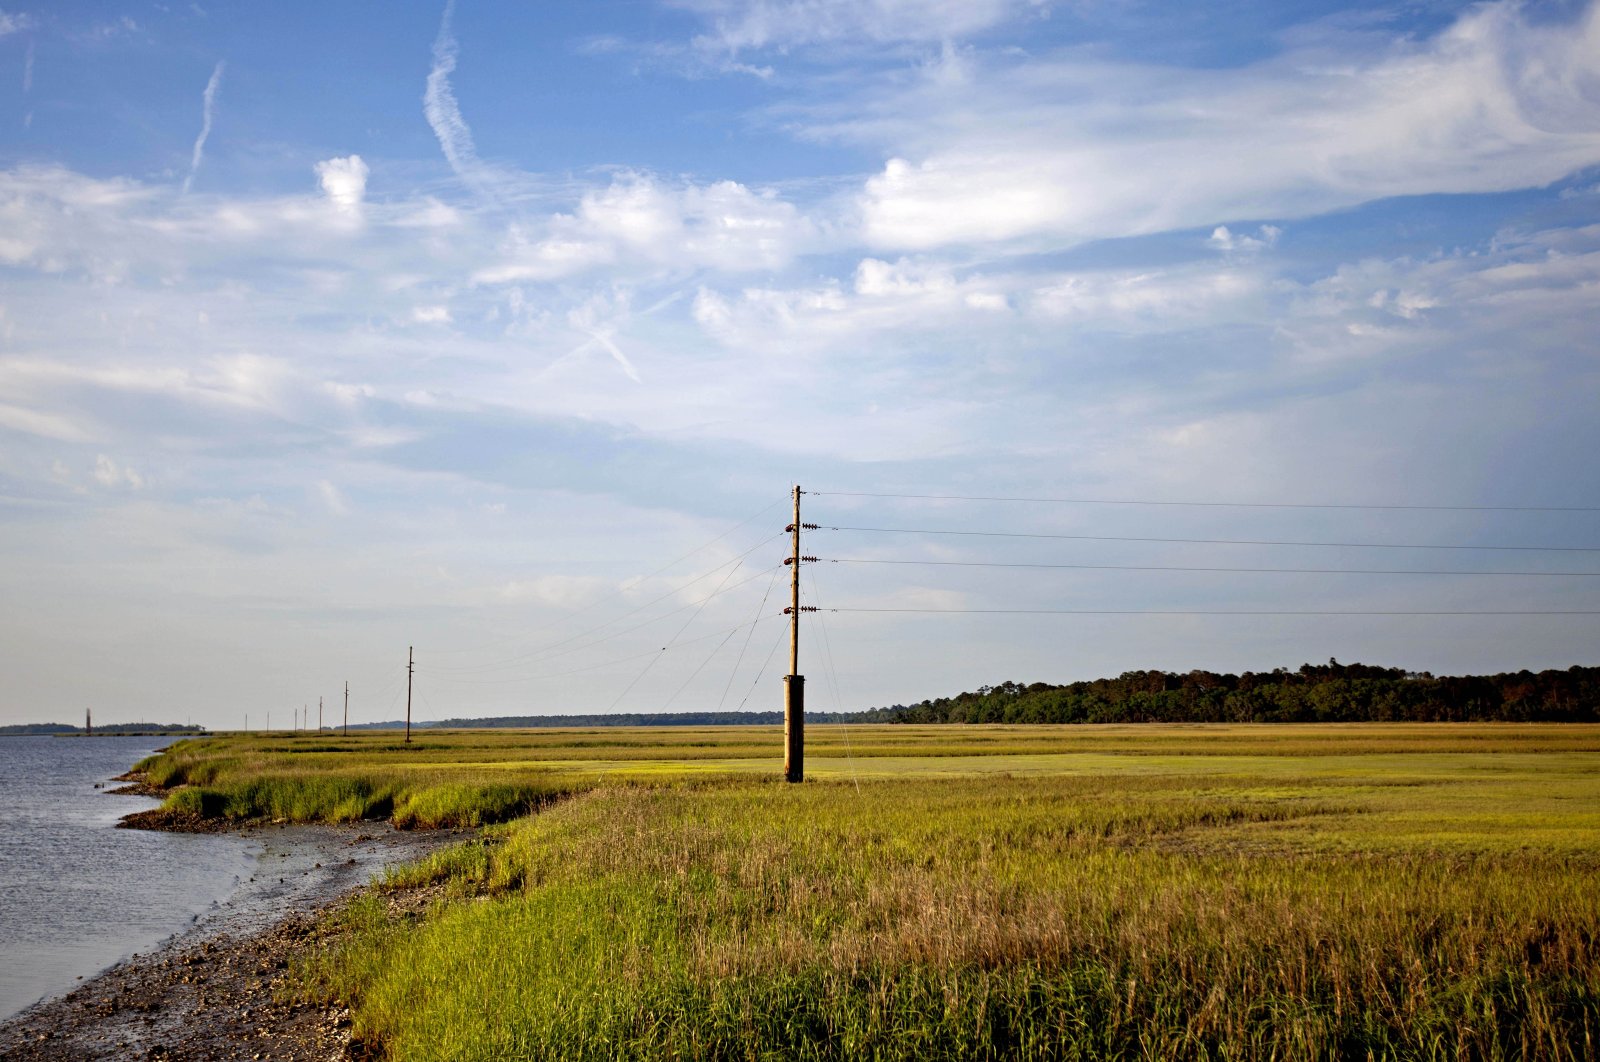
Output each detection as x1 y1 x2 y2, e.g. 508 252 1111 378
23 40 33 93
589 329 643 383
539 330 644 384
424 1 484 188
182 61 225 194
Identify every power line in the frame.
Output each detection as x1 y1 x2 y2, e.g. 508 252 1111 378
426 562 782 677
660 624 743 712
423 614 785 689
736 617 790 713
810 490 1600 513
423 496 789 658
424 539 784 674
604 559 747 713
825 608 1600 616
717 566 785 712
824 558 1600 577
820 525 1600 553
807 568 861 795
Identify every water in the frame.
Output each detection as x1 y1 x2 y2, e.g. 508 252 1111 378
0 736 257 1021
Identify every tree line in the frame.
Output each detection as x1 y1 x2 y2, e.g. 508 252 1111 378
863 661 1600 724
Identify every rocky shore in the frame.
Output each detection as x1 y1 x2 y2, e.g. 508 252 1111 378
0 823 460 1061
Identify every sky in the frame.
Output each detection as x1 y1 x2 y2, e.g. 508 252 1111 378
1 0 1598 730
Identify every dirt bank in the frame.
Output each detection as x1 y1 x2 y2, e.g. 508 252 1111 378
0 824 460 1061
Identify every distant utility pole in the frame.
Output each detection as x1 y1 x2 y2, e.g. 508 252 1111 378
85 707 92 737
784 485 818 783
405 646 414 745
318 696 323 732
343 681 349 737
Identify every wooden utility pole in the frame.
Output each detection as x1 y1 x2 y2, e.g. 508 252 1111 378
85 707 92 737
784 485 805 783
405 646 414 745
343 681 349 737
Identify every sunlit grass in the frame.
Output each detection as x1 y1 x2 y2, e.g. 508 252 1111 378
300 773 1600 1060
136 724 1600 1057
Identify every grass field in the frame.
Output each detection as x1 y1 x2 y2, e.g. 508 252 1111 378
134 724 1600 1059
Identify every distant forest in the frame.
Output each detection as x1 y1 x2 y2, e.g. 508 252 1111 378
346 662 1600 729
12 664 1590 735
865 661 1600 725
350 710 868 730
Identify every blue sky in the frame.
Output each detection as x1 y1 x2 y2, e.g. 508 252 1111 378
1 0 1598 729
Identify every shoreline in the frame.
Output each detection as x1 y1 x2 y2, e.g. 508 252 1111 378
0 821 461 1061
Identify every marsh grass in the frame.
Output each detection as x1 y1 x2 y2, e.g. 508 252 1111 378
136 725 1600 1057
299 778 1600 1060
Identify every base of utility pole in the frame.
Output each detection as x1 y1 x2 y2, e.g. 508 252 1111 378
784 674 805 783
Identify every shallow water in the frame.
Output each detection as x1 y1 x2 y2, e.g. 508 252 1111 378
0 736 258 1020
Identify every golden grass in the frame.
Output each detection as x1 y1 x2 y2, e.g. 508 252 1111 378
134 724 1600 1058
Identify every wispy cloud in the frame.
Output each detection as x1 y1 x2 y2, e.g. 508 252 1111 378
182 61 225 195
676 0 1045 51
0 9 33 37
22 39 33 92
837 1 1600 252
314 479 348 515
472 173 810 284
1208 225 1281 255
93 454 144 489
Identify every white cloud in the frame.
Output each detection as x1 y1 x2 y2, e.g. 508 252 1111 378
77 16 139 44
0 401 93 441
858 155 1066 250
854 256 955 296
182 61 225 196
676 0 1046 50
411 304 452 324
1031 265 1265 325
692 286 734 330
394 197 461 228
1209 225 1281 254
964 291 1008 311
496 574 610 608
474 174 808 283
0 9 34 37
93 454 143 489
0 353 302 424
315 155 369 216
849 1 1600 252
324 381 375 406
315 479 348 515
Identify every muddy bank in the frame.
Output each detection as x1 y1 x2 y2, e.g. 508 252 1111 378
0 824 460 1061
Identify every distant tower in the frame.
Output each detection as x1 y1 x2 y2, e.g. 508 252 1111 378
86 707 92 737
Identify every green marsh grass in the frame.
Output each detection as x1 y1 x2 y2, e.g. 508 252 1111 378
137 725 1600 1057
